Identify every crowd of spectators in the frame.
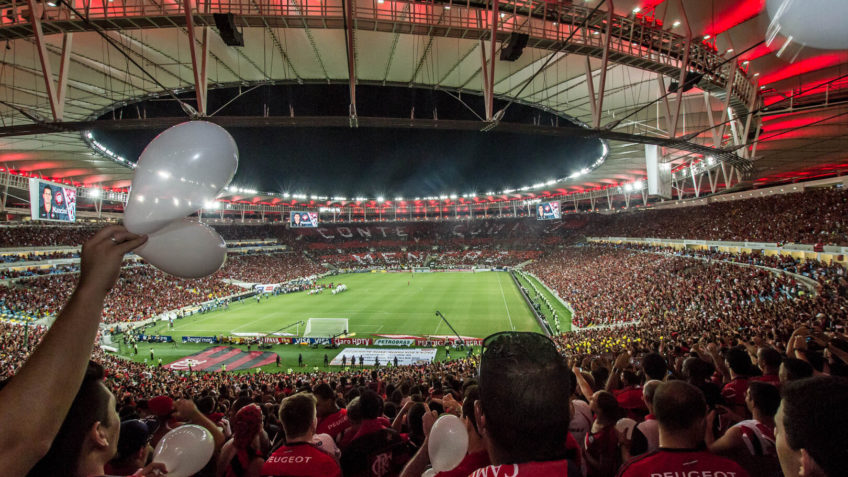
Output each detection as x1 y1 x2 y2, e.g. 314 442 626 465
1 187 848 476
582 188 848 245
217 252 324 284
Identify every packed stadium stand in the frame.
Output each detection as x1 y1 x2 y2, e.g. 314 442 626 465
0 185 846 476
3 0 848 474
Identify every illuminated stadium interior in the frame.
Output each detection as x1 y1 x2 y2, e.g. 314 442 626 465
1 0 847 476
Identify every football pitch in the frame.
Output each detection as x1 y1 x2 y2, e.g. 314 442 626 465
150 271 542 339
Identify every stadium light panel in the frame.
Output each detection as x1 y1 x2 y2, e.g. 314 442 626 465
377 196 385 202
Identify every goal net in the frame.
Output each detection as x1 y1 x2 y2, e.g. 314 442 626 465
304 318 349 337
413 267 431 273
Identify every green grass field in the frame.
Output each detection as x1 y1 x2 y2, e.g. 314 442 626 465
149 271 540 339
120 272 549 371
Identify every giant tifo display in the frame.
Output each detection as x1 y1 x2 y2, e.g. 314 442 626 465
3 0 848 475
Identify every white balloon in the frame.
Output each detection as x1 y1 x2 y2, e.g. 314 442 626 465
427 414 469 472
124 121 238 235
616 418 637 441
152 424 215 477
767 0 848 50
422 469 438 477
135 219 227 278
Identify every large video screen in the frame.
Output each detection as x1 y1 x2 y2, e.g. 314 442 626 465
30 178 76 222
536 201 561 220
290 211 318 228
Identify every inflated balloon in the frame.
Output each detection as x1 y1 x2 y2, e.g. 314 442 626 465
616 418 637 441
124 121 238 235
428 414 468 472
766 0 848 50
134 219 227 279
422 469 437 477
152 424 215 477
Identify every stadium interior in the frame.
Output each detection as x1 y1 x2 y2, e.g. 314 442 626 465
0 0 847 476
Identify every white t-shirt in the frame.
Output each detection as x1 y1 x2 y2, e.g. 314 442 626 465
569 399 594 450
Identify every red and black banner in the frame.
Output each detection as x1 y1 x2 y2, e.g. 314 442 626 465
166 346 278 372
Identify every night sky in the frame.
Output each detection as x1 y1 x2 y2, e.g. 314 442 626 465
95 85 604 197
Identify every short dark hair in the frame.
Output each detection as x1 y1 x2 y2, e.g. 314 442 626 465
641 353 667 380
653 380 706 432
758 348 782 369
279 393 316 438
29 362 113 477
462 385 480 434
595 391 624 421
726 347 752 376
478 332 571 463
781 358 813 382
312 382 335 401
748 381 780 417
781 376 848 477
359 390 382 420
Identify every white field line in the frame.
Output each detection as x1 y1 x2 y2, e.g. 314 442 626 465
496 273 515 331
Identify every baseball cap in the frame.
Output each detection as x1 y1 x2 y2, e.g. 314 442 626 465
116 420 153 460
148 395 174 417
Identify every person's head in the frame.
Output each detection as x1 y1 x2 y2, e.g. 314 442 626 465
590 391 621 421
232 404 263 450
726 347 752 376
746 381 780 418
642 380 662 413
108 419 154 471
312 382 337 414
758 347 783 374
278 393 317 441
42 186 52 207
476 332 571 464
779 358 814 384
776 376 848 477
407 403 426 439
641 353 667 381
462 385 482 439
358 390 382 420
653 380 707 447
293 213 301 225
29 362 120 477
682 357 715 383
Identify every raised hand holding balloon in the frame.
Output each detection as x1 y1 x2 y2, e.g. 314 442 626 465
152 424 215 477
123 121 238 278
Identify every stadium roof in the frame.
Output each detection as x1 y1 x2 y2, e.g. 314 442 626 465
0 0 845 207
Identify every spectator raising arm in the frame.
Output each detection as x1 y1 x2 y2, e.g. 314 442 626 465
0 226 146 477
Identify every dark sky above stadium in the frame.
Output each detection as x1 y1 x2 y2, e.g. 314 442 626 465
95 85 604 197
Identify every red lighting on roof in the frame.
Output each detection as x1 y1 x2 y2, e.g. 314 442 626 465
703 0 765 37
759 53 848 85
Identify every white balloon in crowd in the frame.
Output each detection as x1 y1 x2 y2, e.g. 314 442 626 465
134 219 228 279
123 121 238 278
152 424 215 477
428 414 469 472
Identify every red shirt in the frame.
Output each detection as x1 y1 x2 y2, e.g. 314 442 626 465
722 377 750 406
617 448 751 477
469 459 577 477
316 408 350 439
434 450 490 477
751 374 780 387
261 441 341 477
613 386 645 410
